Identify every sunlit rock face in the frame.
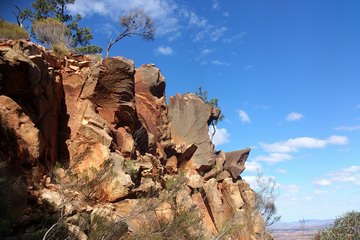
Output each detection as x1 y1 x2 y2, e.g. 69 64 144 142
0 39 272 240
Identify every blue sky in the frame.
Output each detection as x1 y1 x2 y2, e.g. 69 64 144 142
2 0 360 222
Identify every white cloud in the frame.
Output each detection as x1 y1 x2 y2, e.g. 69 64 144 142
326 135 348 145
315 166 360 187
313 179 332 186
285 112 304 121
155 46 174 56
245 161 262 173
200 48 214 56
197 48 214 60
212 60 231 66
254 153 293 164
210 27 227 41
68 0 227 42
209 126 230 146
335 125 360 132
193 25 227 42
182 9 208 28
238 110 251 123
260 135 348 153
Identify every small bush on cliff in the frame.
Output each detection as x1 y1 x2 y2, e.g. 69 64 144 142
255 171 281 226
32 18 71 53
106 9 155 57
0 19 29 39
194 86 224 140
314 211 360 240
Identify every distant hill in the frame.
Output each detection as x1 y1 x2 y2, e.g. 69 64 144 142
271 219 333 229
269 219 333 240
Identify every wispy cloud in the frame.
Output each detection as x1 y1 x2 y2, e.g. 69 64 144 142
68 0 179 36
155 46 174 56
209 126 230 146
254 153 293 164
260 135 348 153
245 161 262 173
212 60 231 66
238 110 251 123
223 12 230 17
313 179 332 186
210 27 227 41
68 0 227 42
314 166 360 187
244 65 253 70
196 48 214 61
223 31 247 43
200 48 214 56
257 135 348 165
285 112 304 121
329 166 360 185
255 104 270 110
212 0 220 10
335 125 360 132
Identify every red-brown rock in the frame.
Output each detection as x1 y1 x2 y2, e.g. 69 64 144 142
168 94 215 170
224 148 251 179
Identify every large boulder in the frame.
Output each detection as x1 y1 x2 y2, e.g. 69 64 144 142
168 94 215 170
224 148 251 179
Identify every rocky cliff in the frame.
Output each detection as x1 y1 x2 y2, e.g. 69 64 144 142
0 39 272 239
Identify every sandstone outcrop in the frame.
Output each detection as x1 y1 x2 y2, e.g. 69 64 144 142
168 93 218 170
0 39 272 240
135 64 169 155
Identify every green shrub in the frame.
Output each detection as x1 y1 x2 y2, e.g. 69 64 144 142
52 42 71 58
315 211 360 240
0 19 28 39
32 17 71 56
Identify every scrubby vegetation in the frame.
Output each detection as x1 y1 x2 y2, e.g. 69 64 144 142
255 171 281 226
32 18 71 57
0 18 29 39
314 211 360 240
106 9 155 57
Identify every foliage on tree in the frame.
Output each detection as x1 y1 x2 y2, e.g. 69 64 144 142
12 5 31 28
31 0 74 22
315 211 360 240
29 0 102 54
106 9 155 57
32 18 69 46
255 171 281 227
195 86 224 121
0 18 29 39
194 86 225 140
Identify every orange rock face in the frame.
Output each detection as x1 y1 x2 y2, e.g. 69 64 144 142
0 40 272 240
